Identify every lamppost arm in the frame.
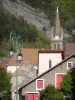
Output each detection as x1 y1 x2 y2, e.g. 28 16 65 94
9 31 23 100
10 31 16 46
16 36 23 50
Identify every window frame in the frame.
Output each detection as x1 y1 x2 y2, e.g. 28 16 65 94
67 62 73 70
36 79 44 90
55 73 65 88
26 92 39 100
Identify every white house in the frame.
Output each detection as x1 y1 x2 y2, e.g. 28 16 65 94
38 49 64 74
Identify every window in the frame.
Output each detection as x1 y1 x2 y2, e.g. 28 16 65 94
55 73 65 88
26 92 39 100
67 62 73 69
54 44 56 49
36 79 44 90
58 44 60 49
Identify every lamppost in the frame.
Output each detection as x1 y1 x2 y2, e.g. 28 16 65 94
0 91 7 100
9 31 23 100
63 95 71 100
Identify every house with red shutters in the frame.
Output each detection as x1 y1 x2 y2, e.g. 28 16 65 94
6 48 64 100
19 53 75 100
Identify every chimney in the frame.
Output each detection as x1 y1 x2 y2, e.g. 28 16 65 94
49 60 52 68
55 6 60 36
34 66 38 76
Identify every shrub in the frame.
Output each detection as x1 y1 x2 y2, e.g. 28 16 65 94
40 84 64 100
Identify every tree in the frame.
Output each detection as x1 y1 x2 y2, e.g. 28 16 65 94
58 0 75 37
40 84 64 100
61 71 73 97
71 67 75 100
0 67 11 100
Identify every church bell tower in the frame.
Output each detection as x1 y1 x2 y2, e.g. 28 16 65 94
51 7 64 50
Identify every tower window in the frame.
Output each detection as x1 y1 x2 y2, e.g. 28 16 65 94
58 44 60 49
54 44 56 49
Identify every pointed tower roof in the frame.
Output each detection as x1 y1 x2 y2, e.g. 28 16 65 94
55 6 60 35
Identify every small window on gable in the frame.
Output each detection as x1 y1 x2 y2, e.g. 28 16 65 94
36 79 44 90
67 62 73 70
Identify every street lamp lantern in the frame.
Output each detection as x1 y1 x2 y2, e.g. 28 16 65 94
17 52 23 62
9 47 14 57
63 95 71 100
63 96 66 100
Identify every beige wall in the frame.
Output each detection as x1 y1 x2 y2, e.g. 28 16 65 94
7 65 20 73
39 53 62 74
22 57 75 95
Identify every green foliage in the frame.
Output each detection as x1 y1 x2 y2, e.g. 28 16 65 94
31 31 51 48
58 0 75 31
0 40 10 57
0 9 51 57
40 85 64 100
0 67 11 100
31 40 50 49
71 67 75 99
24 30 51 48
61 71 73 96
0 10 45 42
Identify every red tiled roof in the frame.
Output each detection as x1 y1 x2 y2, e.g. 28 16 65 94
7 48 38 65
65 43 75 56
39 49 64 60
38 49 64 53
7 48 64 66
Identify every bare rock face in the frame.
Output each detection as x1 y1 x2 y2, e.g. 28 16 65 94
9 0 17 2
0 0 2 8
3 0 50 38
0 0 3 9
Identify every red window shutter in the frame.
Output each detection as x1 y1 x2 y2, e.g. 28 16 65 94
37 80 43 89
27 93 33 100
34 93 39 100
27 93 39 100
56 74 63 88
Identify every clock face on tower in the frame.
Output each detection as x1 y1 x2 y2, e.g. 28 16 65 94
55 35 59 40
